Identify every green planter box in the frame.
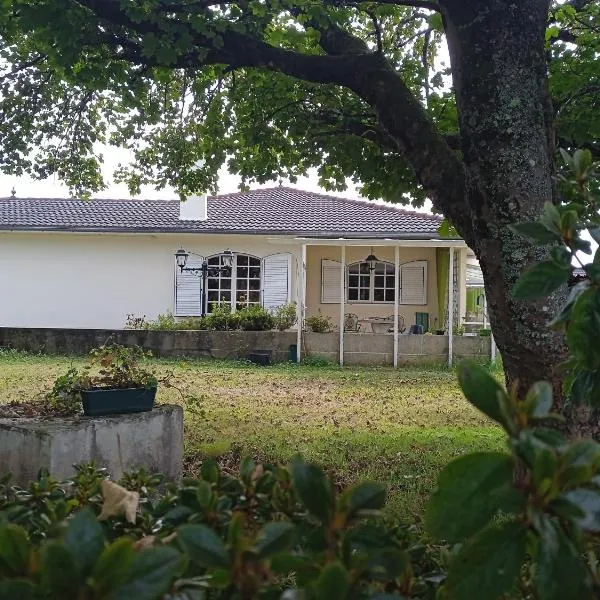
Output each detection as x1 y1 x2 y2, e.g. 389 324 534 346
80 387 157 416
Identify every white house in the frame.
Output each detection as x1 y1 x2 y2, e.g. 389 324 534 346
0 187 474 361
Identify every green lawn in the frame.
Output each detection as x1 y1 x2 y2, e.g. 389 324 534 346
0 352 504 519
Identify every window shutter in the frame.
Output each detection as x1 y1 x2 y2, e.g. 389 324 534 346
174 254 203 316
321 259 342 304
262 253 291 310
400 261 427 305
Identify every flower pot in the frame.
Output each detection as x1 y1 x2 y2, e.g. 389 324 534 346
80 387 157 417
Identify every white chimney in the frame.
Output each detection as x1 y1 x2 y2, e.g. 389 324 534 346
179 194 207 221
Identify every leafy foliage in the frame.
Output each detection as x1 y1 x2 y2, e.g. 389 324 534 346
0 458 447 600
44 344 159 415
306 312 333 333
272 302 298 331
512 148 600 407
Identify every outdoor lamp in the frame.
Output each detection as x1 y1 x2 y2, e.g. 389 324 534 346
175 248 189 272
221 249 234 269
365 247 379 271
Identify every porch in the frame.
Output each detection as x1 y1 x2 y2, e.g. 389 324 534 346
291 238 495 366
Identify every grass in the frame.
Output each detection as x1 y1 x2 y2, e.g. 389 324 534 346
0 351 504 519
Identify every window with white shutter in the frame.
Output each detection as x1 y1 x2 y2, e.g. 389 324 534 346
321 259 342 304
262 253 291 310
174 254 203 316
400 261 427 305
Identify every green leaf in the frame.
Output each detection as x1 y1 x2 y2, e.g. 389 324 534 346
92 538 136 594
195 480 212 510
567 289 600 369
254 522 295 558
316 561 350 600
528 381 554 417
457 362 512 430
425 453 523 542
532 448 558 491
0 580 38 600
510 221 560 244
563 440 600 468
108 546 181 600
560 489 600 532
200 458 219 484
177 524 230 569
367 548 409 580
239 456 256 485
40 542 80 599
0 524 30 577
540 201 562 235
512 260 571 300
589 227 600 246
444 521 527 600
535 515 593 600
64 508 105 574
339 482 386 519
291 456 335 524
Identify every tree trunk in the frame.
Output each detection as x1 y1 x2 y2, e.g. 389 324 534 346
442 1 570 404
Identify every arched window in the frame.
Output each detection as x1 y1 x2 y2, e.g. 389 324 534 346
347 261 395 303
206 253 261 312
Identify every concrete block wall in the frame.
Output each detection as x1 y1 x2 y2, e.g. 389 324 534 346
0 327 492 366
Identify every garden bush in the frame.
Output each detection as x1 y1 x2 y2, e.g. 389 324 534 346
305 312 333 333
203 304 241 331
237 305 275 331
272 302 297 331
125 312 207 330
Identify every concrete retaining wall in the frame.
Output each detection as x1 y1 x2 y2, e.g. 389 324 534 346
305 332 492 365
0 404 183 486
0 327 491 365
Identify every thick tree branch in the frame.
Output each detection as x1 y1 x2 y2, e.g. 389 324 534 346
334 0 442 11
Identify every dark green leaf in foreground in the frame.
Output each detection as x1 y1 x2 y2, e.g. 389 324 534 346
426 452 523 542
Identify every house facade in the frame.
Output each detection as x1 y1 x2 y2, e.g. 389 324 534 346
0 188 470 354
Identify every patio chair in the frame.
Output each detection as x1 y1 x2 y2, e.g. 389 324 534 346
344 313 361 332
386 315 406 334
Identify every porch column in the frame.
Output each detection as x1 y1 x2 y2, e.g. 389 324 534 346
339 245 345 366
448 247 455 367
393 245 400 368
296 244 307 363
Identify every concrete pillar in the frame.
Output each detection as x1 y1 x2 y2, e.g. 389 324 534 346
448 247 455 367
393 245 400 368
339 245 345 366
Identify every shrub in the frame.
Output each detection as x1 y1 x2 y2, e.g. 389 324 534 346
306 311 333 333
0 457 447 600
272 302 297 331
237 304 275 331
203 304 241 330
125 312 207 330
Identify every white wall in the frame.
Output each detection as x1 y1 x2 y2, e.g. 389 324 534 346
0 232 299 329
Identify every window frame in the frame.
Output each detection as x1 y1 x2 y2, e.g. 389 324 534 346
346 260 396 304
205 253 262 313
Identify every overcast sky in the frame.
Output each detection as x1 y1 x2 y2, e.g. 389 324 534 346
0 146 365 202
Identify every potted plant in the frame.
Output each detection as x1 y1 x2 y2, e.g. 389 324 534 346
48 344 158 417
305 312 333 333
429 318 446 335
478 328 492 337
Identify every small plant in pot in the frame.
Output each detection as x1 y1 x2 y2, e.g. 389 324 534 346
48 344 158 417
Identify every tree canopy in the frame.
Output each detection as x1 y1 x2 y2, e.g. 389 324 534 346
0 1 597 205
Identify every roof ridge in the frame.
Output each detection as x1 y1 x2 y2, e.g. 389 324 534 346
208 186 441 222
